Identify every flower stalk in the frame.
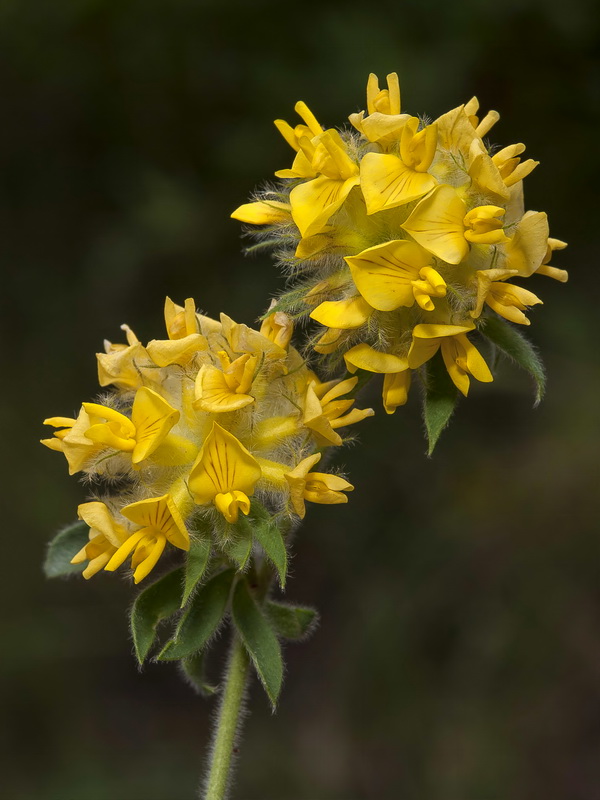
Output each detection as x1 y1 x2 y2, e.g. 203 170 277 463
204 633 250 800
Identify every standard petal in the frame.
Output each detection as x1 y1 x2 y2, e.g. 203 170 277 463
402 185 468 264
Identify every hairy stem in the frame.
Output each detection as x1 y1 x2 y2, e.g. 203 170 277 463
203 634 250 800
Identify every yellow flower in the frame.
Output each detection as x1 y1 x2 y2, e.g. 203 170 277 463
345 240 446 312
303 376 374 446
309 295 372 329
42 407 105 475
83 387 191 466
194 351 257 413
146 297 208 367
230 199 292 225
97 324 150 390
491 143 539 187
343 344 411 414
188 422 262 523
348 72 409 143
285 454 353 518
274 100 324 179
402 185 509 264
360 117 438 213
106 492 190 583
536 238 568 282
472 269 543 325
289 130 360 238
72 501 130 579
259 306 293 350
408 324 493 396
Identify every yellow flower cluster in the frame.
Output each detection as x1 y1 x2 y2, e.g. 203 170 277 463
41 298 372 583
232 73 568 412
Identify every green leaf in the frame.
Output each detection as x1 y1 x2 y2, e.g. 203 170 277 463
44 520 90 578
181 534 211 608
251 505 288 588
232 579 283 707
158 569 235 661
179 650 218 697
266 601 319 641
482 314 546 404
224 517 253 571
423 350 459 456
130 567 184 664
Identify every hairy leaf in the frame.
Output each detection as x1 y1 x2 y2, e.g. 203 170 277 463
482 314 546 404
224 517 253 571
179 650 218 697
130 567 184 664
44 520 89 578
251 505 288 588
181 534 211 607
423 350 459 456
266 601 319 641
232 579 283 707
158 569 235 661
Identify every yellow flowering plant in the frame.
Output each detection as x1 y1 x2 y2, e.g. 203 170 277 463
41 73 567 800
233 72 568 452
42 296 371 798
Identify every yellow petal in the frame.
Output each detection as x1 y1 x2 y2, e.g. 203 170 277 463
121 494 190 551
77 501 129 548
503 211 549 277
290 175 359 238
412 323 476 339
407 337 441 369
344 343 408 374
310 296 372 329
360 152 437 214
382 371 412 414
284 453 322 518
402 185 468 264
346 240 431 311
194 364 255 413
146 334 207 367
133 535 167 583
130 387 180 464
214 490 252 524
230 200 291 225
188 422 262 506
349 110 409 143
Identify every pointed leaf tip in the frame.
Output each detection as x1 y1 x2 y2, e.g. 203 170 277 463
232 579 283 707
157 568 235 662
130 567 184 664
44 520 90 578
423 351 459 455
482 315 546 405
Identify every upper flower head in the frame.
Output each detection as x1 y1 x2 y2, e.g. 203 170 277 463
232 72 567 407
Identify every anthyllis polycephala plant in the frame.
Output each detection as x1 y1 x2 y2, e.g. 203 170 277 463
233 72 568 452
42 73 567 799
41 297 371 797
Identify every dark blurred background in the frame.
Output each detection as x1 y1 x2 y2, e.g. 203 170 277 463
2 0 599 798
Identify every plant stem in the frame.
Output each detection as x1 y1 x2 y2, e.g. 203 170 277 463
203 633 250 800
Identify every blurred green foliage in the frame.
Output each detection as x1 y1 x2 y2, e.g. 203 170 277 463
2 0 599 797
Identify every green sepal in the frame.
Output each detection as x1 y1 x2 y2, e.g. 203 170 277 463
481 314 546 404
130 567 184 665
250 504 288 589
181 532 212 608
157 568 235 661
224 517 254 571
44 520 89 578
179 650 218 697
266 601 319 641
232 578 283 708
423 350 459 456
